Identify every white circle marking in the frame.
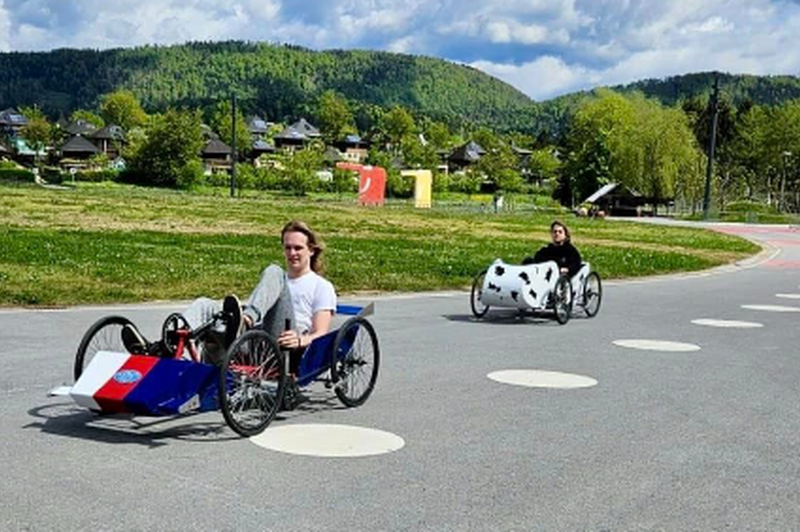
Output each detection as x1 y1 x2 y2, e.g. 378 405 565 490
691 319 763 328
487 370 598 389
613 339 701 352
250 424 404 457
741 304 800 313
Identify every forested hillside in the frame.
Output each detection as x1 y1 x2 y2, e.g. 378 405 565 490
0 41 538 132
536 71 800 137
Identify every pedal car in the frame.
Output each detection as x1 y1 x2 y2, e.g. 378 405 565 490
470 259 602 324
49 303 380 437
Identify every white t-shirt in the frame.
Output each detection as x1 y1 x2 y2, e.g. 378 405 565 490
287 271 337 334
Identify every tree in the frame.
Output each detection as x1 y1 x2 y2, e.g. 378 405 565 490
279 144 324 195
19 106 52 168
124 109 204 188
70 110 105 128
100 90 147 131
315 90 356 144
378 106 415 151
209 100 252 157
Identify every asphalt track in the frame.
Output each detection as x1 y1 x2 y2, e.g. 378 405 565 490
2 222 799 531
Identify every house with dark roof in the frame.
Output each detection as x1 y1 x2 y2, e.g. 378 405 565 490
334 134 370 164
251 139 277 165
273 118 321 150
247 115 271 139
65 119 98 137
0 108 28 137
59 135 101 170
201 137 232 174
448 141 485 171
61 135 101 159
91 124 125 157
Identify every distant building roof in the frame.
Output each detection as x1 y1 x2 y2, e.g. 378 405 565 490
323 146 343 163
291 118 320 137
584 183 618 203
61 135 101 155
252 139 276 152
203 138 232 156
248 115 269 134
512 145 533 156
0 108 28 127
65 119 98 136
91 124 125 141
336 134 369 149
275 118 320 141
449 141 485 164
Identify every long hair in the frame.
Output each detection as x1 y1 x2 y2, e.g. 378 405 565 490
281 220 326 274
550 220 571 243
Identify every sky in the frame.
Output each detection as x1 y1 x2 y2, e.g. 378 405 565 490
1 0 800 101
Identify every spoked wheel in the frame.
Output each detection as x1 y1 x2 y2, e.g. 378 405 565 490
74 315 134 382
219 330 286 437
330 317 380 407
161 312 190 356
582 272 602 318
470 269 490 318
553 277 573 325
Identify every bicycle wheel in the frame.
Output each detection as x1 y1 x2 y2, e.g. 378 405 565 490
583 272 602 318
330 317 380 408
219 330 286 437
74 315 134 382
553 277 573 325
470 269 490 318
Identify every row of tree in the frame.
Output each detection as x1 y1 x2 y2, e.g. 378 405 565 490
9 82 800 212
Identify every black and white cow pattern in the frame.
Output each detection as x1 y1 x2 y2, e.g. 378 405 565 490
481 259 559 310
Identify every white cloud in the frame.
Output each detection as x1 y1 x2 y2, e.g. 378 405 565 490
472 56 599 101
0 2 10 51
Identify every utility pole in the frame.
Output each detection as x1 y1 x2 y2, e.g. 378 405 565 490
230 93 238 198
702 74 720 219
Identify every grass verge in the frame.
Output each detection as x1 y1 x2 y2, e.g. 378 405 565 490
0 183 759 306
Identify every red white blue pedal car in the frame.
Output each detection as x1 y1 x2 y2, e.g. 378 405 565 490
470 260 602 324
49 303 380 437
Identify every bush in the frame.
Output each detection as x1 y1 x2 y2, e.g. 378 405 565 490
74 169 119 182
449 171 482 194
176 160 205 189
386 171 413 198
0 168 35 182
725 200 779 214
325 168 358 195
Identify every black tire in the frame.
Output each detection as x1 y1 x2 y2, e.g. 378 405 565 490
553 277 573 325
74 315 134 382
583 272 602 318
330 317 380 407
219 330 286 437
470 269 490 318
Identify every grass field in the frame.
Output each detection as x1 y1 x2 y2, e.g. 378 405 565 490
0 182 760 306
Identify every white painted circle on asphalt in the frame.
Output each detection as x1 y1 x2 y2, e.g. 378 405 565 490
691 319 763 328
613 339 701 352
250 424 405 457
775 293 800 300
487 370 598 389
741 304 800 313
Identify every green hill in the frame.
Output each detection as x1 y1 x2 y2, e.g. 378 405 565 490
535 71 800 137
0 41 538 132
